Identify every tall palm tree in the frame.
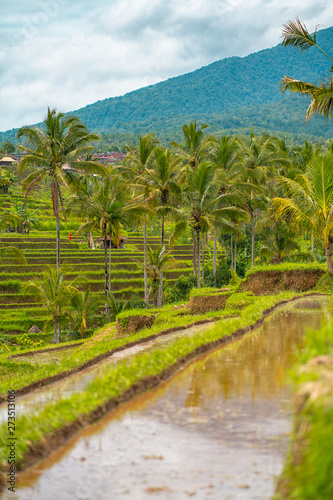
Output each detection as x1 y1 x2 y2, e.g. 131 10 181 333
280 18 333 121
232 129 287 266
183 162 248 287
123 134 158 307
70 170 144 297
17 107 104 269
271 153 333 273
143 147 182 245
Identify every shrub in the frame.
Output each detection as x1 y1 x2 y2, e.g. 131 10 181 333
165 274 197 303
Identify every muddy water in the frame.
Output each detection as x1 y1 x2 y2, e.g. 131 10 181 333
2 297 330 500
0 321 217 425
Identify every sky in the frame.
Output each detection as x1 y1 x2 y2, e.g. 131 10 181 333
1 0 333 132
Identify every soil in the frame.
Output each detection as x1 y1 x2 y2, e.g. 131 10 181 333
241 269 325 295
188 292 231 313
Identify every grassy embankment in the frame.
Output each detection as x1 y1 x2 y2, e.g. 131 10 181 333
274 274 333 499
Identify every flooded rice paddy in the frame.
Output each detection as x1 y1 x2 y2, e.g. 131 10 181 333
1 296 330 500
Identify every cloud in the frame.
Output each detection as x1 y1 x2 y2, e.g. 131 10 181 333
1 0 333 131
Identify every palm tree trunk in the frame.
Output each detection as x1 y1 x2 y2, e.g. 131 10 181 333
251 212 255 267
234 234 237 273
88 231 95 249
193 233 197 275
161 215 164 245
158 272 163 307
213 227 217 286
103 227 108 297
230 235 233 270
197 233 201 288
311 230 314 253
52 313 58 343
108 233 112 295
53 181 61 270
202 241 205 283
143 218 149 308
325 244 333 274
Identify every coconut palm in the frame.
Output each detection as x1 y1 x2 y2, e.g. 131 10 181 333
67 289 104 338
257 220 313 264
271 153 333 273
0 212 27 263
17 107 105 269
124 134 158 307
142 245 175 307
232 130 288 266
171 120 213 170
22 266 81 343
280 18 333 121
70 169 145 297
183 161 248 287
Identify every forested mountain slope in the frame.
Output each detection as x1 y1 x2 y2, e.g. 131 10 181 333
2 26 333 143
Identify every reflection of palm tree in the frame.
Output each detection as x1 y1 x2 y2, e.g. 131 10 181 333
272 154 333 273
17 107 104 269
280 18 333 121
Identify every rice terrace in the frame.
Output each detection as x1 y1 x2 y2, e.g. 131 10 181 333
1 13 333 500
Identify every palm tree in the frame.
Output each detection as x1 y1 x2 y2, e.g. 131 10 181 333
22 266 81 343
280 18 333 121
271 153 333 273
232 129 287 266
67 289 104 338
257 220 312 264
139 245 175 307
171 120 213 170
183 162 248 287
70 169 144 298
17 107 104 269
0 212 27 263
124 134 158 307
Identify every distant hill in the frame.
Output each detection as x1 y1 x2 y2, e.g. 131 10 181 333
2 26 333 144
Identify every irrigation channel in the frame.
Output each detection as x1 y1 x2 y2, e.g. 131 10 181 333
1 296 331 500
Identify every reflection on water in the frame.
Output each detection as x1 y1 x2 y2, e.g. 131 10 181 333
0 322 217 425
1 297 330 500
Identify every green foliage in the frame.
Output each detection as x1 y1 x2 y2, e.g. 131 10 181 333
276 309 333 499
165 274 197 303
313 272 333 293
225 292 255 310
13 333 45 351
245 262 324 278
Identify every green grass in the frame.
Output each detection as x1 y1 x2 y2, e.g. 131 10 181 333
244 262 325 278
274 304 333 499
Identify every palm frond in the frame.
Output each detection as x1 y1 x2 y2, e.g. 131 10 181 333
281 18 317 51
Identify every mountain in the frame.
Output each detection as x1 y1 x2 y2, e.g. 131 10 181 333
2 27 333 144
